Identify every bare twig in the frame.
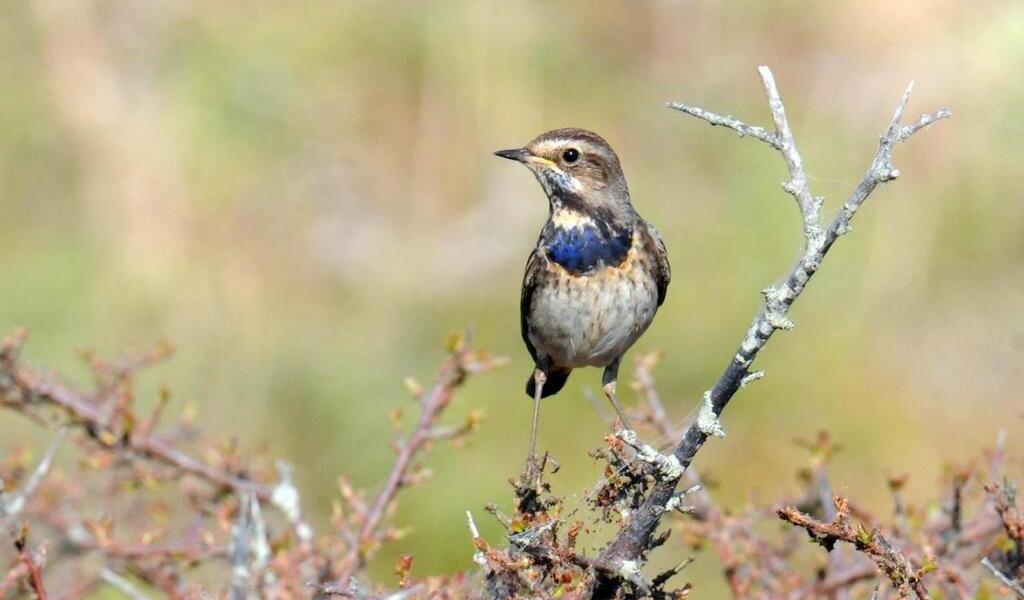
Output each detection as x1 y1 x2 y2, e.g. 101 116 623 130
19 550 47 600
100 568 152 600
14 528 48 600
228 492 270 600
271 460 315 546
330 337 501 588
597 65 950 578
270 459 318 586
631 353 675 440
981 557 1024 598
0 561 32 597
0 333 270 501
988 480 1024 545
0 428 65 518
666 103 779 147
779 497 931 599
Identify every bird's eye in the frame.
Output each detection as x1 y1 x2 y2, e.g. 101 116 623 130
562 148 580 163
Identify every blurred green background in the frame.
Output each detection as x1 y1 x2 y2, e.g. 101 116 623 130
1 0 1022 595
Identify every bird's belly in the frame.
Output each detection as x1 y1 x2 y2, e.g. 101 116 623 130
529 264 659 369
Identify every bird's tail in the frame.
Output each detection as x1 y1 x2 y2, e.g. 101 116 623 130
525 368 571 399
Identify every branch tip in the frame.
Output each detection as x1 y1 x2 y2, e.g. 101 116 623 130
740 371 765 388
696 391 725 438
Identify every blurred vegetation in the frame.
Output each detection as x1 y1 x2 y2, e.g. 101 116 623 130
0 0 1021 595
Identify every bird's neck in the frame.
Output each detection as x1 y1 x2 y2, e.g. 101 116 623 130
546 185 636 229
543 208 633 274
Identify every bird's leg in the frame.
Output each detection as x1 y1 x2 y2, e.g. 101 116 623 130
602 358 632 431
526 369 546 482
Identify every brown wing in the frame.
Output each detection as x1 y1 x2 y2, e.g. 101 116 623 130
520 247 543 363
644 222 671 306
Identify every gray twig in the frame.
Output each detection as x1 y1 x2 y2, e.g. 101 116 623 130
466 509 489 566
667 103 779 148
597 65 950 578
330 344 496 587
230 492 268 600
981 557 1024 598
100 568 152 600
271 460 314 545
0 428 66 518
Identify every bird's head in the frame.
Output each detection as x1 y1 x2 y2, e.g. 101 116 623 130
495 128 632 218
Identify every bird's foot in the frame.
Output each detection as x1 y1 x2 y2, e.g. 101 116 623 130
602 381 635 432
515 452 556 519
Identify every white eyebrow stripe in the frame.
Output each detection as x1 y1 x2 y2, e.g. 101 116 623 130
533 138 607 158
532 139 571 154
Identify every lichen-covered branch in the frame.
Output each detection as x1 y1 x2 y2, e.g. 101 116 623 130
597 65 950 578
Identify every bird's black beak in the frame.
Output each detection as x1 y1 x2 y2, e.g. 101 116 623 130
494 147 529 162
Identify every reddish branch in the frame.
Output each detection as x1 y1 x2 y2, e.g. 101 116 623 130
13 529 47 600
984 479 1024 594
0 329 1020 599
779 497 932 599
0 329 270 501
988 481 1024 546
327 335 502 591
2 328 502 598
0 562 29 597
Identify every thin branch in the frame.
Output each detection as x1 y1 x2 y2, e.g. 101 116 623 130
0 332 270 501
812 565 879 597
100 568 152 600
987 480 1024 545
0 428 66 518
19 549 48 600
758 65 825 243
598 65 950 576
330 340 501 588
666 103 780 148
0 561 32 598
631 353 674 439
229 492 264 600
14 529 48 600
981 557 1024 598
779 498 931 599
270 459 318 586
466 509 490 568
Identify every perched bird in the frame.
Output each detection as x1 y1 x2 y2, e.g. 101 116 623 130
495 128 671 462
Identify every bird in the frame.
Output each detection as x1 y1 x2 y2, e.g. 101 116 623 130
495 128 671 466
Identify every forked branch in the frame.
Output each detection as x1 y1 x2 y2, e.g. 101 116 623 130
597 66 950 578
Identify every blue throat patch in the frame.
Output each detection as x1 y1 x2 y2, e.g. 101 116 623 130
545 223 632 274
